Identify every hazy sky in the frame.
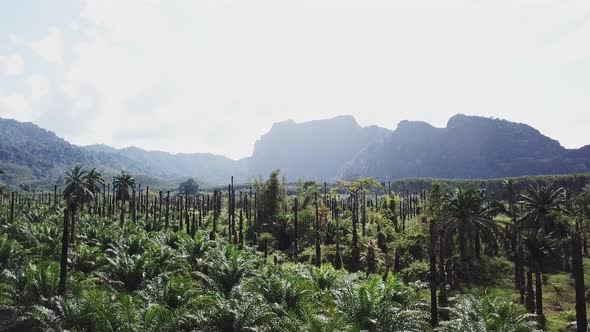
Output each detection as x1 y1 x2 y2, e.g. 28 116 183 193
0 0 589 159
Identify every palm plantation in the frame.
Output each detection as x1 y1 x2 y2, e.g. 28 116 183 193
0 168 589 331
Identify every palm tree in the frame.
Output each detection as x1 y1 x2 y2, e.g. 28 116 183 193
522 228 557 326
437 294 540 332
334 274 429 331
85 168 104 214
519 183 566 233
499 179 526 303
442 188 497 261
113 171 136 227
63 165 94 243
518 183 567 324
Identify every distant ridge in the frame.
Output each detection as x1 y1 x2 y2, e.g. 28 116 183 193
341 114 590 179
1 114 590 188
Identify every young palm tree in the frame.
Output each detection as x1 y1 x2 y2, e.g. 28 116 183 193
113 171 136 227
334 274 429 331
63 165 94 243
437 293 540 332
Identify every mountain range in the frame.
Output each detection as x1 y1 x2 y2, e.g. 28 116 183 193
1 114 589 189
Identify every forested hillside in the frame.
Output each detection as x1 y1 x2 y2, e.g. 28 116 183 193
342 114 590 179
84 145 248 185
248 115 391 180
2 115 590 189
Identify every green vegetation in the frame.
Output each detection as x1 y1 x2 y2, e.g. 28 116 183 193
1 167 589 331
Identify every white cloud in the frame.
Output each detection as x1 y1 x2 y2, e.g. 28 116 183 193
9 0 589 157
13 27 63 64
0 54 24 76
0 92 33 122
27 74 50 100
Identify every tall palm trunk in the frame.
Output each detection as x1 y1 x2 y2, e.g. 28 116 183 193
350 194 360 271
293 197 299 259
314 193 321 267
512 228 522 289
69 207 77 243
459 221 466 261
120 191 126 227
165 191 170 229
516 234 525 304
525 268 535 313
58 208 69 295
535 261 545 326
334 205 342 269
563 239 571 273
446 232 455 287
361 191 366 236
238 207 244 246
438 229 449 320
572 229 587 332
132 188 137 223
9 192 15 223
429 218 438 327
474 230 481 259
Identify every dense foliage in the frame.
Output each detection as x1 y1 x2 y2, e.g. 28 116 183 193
1 166 590 331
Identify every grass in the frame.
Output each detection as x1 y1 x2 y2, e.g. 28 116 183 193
460 256 590 331
541 257 590 331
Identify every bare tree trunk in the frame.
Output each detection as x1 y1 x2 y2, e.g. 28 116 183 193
58 208 69 295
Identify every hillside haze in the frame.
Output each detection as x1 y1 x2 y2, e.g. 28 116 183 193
248 115 391 180
342 114 590 179
1 114 589 188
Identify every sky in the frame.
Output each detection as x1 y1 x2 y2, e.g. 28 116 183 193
0 0 589 159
